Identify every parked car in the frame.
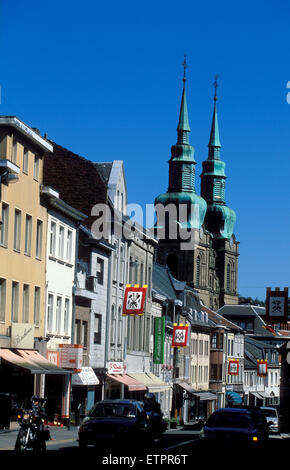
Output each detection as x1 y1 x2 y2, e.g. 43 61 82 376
200 407 269 445
78 399 150 449
261 406 279 434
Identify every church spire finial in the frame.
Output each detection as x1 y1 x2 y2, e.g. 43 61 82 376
208 74 221 153
177 54 190 143
182 54 187 85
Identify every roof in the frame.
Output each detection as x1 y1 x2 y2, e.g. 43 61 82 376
244 336 278 368
218 304 265 318
202 305 242 331
152 263 178 301
94 162 113 183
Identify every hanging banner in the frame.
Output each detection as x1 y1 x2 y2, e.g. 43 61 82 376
122 284 147 316
228 359 239 376
257 360 268 377
266 287 288 324
172 324 189 348
154 317 165 364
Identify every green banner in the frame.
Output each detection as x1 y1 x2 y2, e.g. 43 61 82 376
153 317 165 364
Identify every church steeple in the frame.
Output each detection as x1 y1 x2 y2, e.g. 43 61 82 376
177 56 191 144
154 57 207 230
200 77 236 239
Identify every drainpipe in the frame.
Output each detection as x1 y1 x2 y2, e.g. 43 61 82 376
104 247 113 400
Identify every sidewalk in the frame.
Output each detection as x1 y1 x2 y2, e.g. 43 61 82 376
0 421 78 434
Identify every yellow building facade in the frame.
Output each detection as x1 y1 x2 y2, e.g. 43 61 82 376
0 117 53 347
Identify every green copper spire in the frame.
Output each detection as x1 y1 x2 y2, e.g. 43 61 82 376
200 77 236 239
177 55 191 144
154 57 207 231
208 75 221 154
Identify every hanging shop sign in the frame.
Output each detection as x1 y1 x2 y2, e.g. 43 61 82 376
154 317 165 364
266 287 288 324
122 284 147 316
59 344 83 371
107 362 125 374
228 359 240 376
257 360 268 377
46 350 60 366
172 324 189 348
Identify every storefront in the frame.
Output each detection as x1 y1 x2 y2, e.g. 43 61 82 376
178 382 216 423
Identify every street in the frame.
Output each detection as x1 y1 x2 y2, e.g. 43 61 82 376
1 424 290 466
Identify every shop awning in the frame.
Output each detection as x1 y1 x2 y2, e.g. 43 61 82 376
107 374 147 391
72 367 99 386
226 391 243 404
193 391 217 401
178 382 196 395
250 392 263 399
128 373 171 393
0 348 70 375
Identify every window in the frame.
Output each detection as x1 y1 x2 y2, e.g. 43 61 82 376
36 220 43 259
0 278 6 322
226 264 230 291
56 296 62 333
33 155 40 180
66 230 73 262
13 209 21 251
23 148 28 174
75 319 81 344
82 321 88 348
12 281 19 322
49 221 56 256
196 256 201 286
47 294 54 332
24 215 32 255
96 258 104 285
110 304 116 344
22 284 30 323
34 287 40 325
211 333 217 349
64 298 70 335
58 226 65 259
94 314 102 344
0 203 9 247
12 140 17 163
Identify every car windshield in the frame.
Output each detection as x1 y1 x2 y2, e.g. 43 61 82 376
206 412 254 429
89 403 136 418
262 409 277 418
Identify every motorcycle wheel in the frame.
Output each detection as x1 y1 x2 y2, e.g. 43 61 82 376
14 430 28 451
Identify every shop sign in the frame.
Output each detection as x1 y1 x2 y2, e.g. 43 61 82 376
257 360 268 377
107 362 125 374
266 287 288 324
154 317 165 364
228 359 239 375
11 323 35 349
172 324 189 348
122 284 147 316
47 350 60 366
59 344 83 370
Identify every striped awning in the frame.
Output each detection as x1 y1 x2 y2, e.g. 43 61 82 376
0 348 71 374
128 373 171 393
107 374 147 391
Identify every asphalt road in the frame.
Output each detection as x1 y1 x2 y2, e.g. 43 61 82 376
1 425 289 466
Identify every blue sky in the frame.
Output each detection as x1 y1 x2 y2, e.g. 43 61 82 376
1 0 289 302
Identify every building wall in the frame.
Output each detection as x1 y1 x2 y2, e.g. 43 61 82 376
190 331 210 391
0 132 48 343
45 210 76 350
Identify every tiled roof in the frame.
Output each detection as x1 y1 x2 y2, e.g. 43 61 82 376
201 305 242 331
152 263 177 301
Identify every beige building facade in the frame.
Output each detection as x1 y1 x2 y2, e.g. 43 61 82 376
0 117 53 348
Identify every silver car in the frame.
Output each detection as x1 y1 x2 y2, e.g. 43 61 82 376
261 406 279 434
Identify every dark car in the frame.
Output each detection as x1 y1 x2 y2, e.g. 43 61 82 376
78 399 150 449
201 407 269 445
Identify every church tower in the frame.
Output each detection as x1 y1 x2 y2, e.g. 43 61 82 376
154 65 239 308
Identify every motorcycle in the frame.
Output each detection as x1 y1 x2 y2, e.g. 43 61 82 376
14 400 50 451
145 410 168 440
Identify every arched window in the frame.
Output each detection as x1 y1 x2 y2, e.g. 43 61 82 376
167 253 178 279
226 263 230 291
196 256 201 287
